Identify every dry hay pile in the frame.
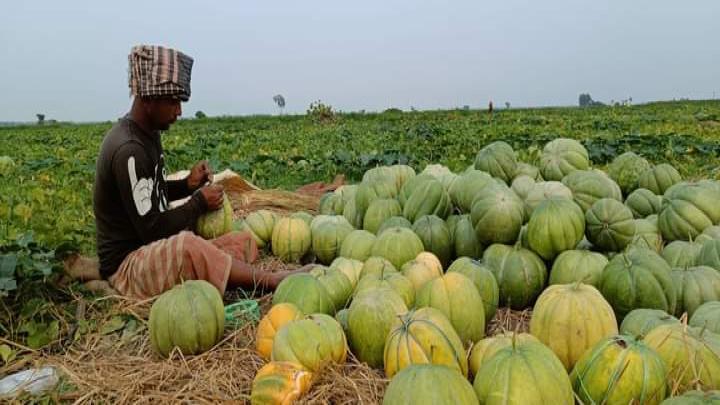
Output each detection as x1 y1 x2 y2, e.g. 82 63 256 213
167 169 345 218
35 259 531 404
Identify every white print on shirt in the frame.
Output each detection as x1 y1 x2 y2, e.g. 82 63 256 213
157 156 169 212
128 156 153 216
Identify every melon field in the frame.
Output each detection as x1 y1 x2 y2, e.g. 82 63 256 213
2 100 720 403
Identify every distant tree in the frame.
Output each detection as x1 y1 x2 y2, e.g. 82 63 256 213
195 111 206 119
579 94 592 107
505 102 511 109
273 94 286 115
36 114 45 125
579 94 604 107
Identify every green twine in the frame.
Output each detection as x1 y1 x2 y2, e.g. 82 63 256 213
224 299 260 329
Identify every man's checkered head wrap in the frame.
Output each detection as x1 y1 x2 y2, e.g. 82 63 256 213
128 45 194 101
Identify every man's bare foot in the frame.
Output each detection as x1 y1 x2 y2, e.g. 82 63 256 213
84 280 118 295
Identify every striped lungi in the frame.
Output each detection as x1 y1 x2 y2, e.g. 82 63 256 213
109 231 258 299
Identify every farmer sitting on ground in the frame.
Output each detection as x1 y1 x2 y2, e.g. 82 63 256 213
88 45 302 299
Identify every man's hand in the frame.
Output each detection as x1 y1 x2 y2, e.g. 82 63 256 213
199 184 224 210
188 160 213 190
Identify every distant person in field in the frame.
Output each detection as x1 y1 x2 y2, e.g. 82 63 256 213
89 45 303 298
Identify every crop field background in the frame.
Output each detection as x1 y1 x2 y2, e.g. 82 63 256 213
2 100 720 402
2 100 720 254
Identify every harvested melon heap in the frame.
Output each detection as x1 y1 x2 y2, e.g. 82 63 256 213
50 139 720 403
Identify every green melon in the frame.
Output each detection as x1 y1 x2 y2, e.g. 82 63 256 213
530 283 618 370
697 225 720 244
339 230 376 261
585 198 636 252
363 164 416 191
237 209 278 248
421 164 458 191
377 216 413 235
311 216 354 264
398 173 437 207
672 266 720 318
272 273 335 315
662 240 701 268
524 181 574 218
319 192 343 215
382 365 479 405
631 218 663 253
384 307 468 377
625 188 662 218
149 280 225 357
445 214 461 234
619 308 679 338
608 152 651 196
599 248 676 318
355 178 399 225
371 227 425 269
510 175 536 202
271 313 347 371
451 214 483 259
527 198 585 260
474 141 518 184
643 323 720 392
416 272 486 344
272 217 312 263
471 183 525 245
689 301 720 334
639 163 682 195
549 249 608 287
473 341 574 405
561 169 622 212
335 308 349 335
447 257 499 320
402 178 452 222
329 257 364 286
449 169 495 213
658 182 720 242
468 332 540 378
347 288 408 369
196 194 234 239
355 268 415 308
359 256 398 279
570 335 667 405
312 266 355 311
540 138 590 181
290 211 313 226
342 198 363 228
483 243 547 310
412 215 452 267
363 198 402 234
697 239 720 270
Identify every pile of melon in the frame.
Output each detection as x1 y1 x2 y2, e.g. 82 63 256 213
153 138 720 404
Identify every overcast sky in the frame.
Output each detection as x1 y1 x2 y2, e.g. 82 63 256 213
1 1 718 122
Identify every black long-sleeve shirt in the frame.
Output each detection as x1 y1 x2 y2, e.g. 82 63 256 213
93 116 207 279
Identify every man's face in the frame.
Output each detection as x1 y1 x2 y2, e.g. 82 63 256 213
145 98 182 131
